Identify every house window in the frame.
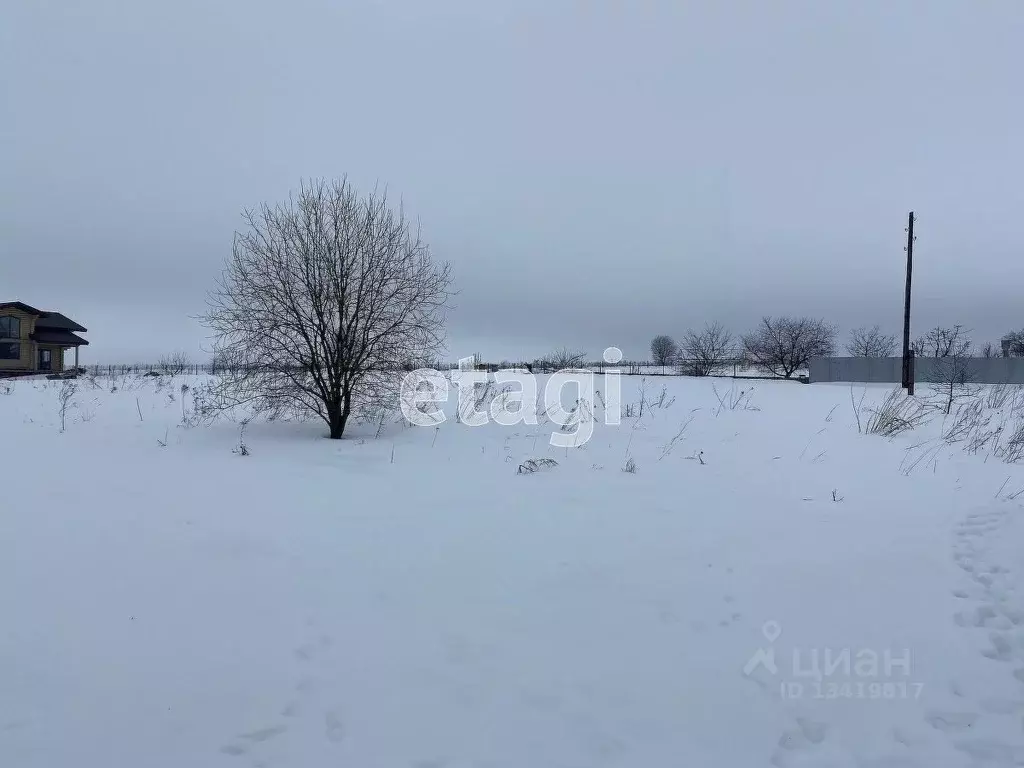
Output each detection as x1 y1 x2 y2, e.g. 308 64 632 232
0 316 21 339
0 342 20 360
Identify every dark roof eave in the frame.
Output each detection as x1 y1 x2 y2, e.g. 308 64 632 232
30 330 89 346
34 312 88 332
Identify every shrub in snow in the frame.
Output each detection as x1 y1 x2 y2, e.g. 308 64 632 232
57 379 78 433
863 388 931 437
232 420 251 456
986 383 1015 410
532 347 587 372
622 457 638 474
657 412 698 461
941 400 988 445
517 458 558 475
712 384 758 415
998 420 1024 464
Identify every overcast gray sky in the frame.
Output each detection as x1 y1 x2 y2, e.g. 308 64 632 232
3 0 1022 363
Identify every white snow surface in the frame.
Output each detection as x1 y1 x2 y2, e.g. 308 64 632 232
3 373 1024 767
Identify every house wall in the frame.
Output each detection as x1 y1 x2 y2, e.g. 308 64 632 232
38 345 65 373
0 308 38 371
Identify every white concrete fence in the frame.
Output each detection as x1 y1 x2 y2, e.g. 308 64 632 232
809 357 1024 385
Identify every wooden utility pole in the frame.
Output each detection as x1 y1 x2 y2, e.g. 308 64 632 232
901 212 915 393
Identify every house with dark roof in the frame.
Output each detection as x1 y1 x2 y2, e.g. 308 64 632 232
0 301 89 376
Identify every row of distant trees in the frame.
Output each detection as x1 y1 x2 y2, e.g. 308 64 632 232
650 319 1024 380
649 317 835 379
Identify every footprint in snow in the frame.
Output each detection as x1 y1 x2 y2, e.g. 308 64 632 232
979 697 1024 714
325 711 345 744
954 605 1001 628
776 718 828 750
981 632 1015 662
955 739 1024 763
218 724 287 757
924 711 977 732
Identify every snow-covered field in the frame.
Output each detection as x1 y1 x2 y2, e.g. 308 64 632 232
3 372 1024 767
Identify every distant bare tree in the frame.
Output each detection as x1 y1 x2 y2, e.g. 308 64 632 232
913 325 972 358
534 347 587 371
742 316 836 379
158 351 191 375
650 335 678 367
981 342 996 359
846 325 897 357
202 177 453 439
681 322 734 376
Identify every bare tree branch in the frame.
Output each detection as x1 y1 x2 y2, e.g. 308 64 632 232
846 325 897 357
913 325 972 358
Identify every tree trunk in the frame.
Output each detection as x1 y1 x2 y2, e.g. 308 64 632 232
339 393 352 438
327 398 346 439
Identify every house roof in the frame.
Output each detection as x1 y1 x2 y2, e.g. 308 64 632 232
34 312 87 332
30 330 89 347
0 301 44 315
0 302 87 332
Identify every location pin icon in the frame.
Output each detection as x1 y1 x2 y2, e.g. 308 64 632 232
762 621 782 643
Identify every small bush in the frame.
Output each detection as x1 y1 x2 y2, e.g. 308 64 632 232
712 384 758 415
517 458 558 475
232 420 251 456
999 420 1024 464
942 400 988 445
864 388 931 437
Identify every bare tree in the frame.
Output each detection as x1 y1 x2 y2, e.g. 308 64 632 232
202 178 453 439
920 326 974 414
158 350 191 375
534 347 587 371
846 325 897 357
741 316 836 379
913 325 972 358
650 335 678 367
981 341 996 359
680 322 734 376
